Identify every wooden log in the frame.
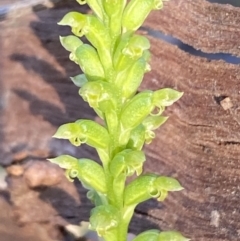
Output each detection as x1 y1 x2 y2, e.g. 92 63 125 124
146 0 240 57
1 0 240 240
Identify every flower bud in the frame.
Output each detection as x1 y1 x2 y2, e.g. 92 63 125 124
75 44 105 81
120 91 153 130
110 149 146 177
79 80 120 113
75 119 110 149
114 35 150 72
122 0 163 32
123 35 150 59
85 15 113 74
124 174 183 206
103 0 126 39
119 58 147 100
90 205 120 237
49 155 107 193
124 174 158 206
77 158 107 193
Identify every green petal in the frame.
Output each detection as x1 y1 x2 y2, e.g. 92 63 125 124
152 88 183 107
142 116 168 130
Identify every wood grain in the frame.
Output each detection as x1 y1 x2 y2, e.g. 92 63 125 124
1 1 240 241
145 0 240 56
138 37 240 241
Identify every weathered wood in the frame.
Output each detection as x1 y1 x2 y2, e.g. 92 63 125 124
146 0 240 56
1 0 240 241
140 37 240 241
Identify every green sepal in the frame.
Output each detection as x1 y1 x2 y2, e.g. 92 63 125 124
89 205 120 237
75 44 105 81
120 91 153 130
48 155 78 171
142 116 168 144
70 74 88 87
79 80 120 113
110 149 146 177
53 120 110 149
122 0 163 32
58 12 87 37
154 176 184 192
152 88 184 107
126 124 146 151
158 231 190 241
59 35 83 53
75 119 110 149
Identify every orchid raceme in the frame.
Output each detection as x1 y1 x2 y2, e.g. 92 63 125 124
49 0 188 240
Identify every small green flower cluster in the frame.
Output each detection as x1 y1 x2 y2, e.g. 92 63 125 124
48 0 188 241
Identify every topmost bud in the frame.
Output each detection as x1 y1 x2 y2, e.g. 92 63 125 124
122 0 164 32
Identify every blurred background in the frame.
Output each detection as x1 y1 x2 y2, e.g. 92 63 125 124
0 0 240 241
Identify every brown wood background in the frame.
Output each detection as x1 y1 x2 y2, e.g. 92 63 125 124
1 0 240 240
